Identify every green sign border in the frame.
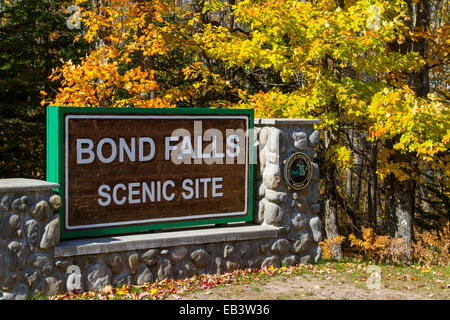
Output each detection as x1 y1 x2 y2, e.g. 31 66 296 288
46 106 254 239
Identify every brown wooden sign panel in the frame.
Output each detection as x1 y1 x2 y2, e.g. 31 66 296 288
62 112 252 234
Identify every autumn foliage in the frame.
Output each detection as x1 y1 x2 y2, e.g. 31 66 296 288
320 223 449 266
27 0 450 259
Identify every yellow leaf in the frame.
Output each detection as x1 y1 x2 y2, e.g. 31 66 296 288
116 284 129 295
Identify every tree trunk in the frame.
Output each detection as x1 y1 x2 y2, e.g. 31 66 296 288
346 129 353 200
323 129 343 260
353 132 363 211
384 140 415 260
408 0 430 97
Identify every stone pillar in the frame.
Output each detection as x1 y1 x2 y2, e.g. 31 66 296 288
254 119 322 264
0 179 62 300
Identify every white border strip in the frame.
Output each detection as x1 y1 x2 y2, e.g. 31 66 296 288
64 114 249 230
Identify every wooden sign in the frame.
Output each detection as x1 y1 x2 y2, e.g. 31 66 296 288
46 107 253 239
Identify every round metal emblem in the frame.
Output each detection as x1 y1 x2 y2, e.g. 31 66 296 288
284 152 312 190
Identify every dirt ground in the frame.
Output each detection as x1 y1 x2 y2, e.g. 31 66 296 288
174 268 449 300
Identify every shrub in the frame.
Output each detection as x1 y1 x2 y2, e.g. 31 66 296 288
412 221 450 267
319 236 346 260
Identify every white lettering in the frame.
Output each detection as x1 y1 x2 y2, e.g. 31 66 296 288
119 137 136 162
162 180 175 201
76 138 95 164
165 136 179 161
97 138 117 163
142 181 155 202
212 177 223 197
128 182 140 204
112 183 126 205
139 137 155 161
97 184 111 206
182 179 194 200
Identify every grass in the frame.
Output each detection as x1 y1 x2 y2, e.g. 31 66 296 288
34 258 449 300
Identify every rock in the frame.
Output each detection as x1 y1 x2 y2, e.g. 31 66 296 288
255 199 265 224
0 251 7 279
309 216 323 242
46 276 64 295
209 256 224 275
245 246 261 269
259 127 268 146
170 246 187 266
265 189 287 204
0 195 11 212
292 131 308 151
24 270 40 288
12 196 29 213
48 195 62 210
2 272 19 291
268 128 282 154
112 273 133 287
266 150 280 165
84 263 111 292
305 148 317 160
308 130 320 147
40 215 60 249
307 183 320 204
205 244 216 254
289 198 297 208
259 148 267 173
281 254 297 267
298 254 311 265
311 162 319 182
291 231 313 255
310 203 320 214
127 253 139 275
223 244 235 259
32 278 47 297
278 226 290 236
28 253 52 275
190 249 210 268
291 212 307 231
31 200 51 222
264 202 283 226
258 182 266 198
225 260 242 272
0 213 21 239
7 241 27 270
262 163 281 190
0 283 28 300
236 242 251 256
258 240 271 255
296 196 310 214
24 219 39 252
174 260 197 279
54 259 69 272
312 244 322 264
254 127 260 145
270 239 290 256
140 249 159 266
106 254 125 274
136 264 153 285
156 258 173 281
261 255 280 269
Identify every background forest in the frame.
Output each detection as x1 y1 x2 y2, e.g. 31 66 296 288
1 0 448 264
